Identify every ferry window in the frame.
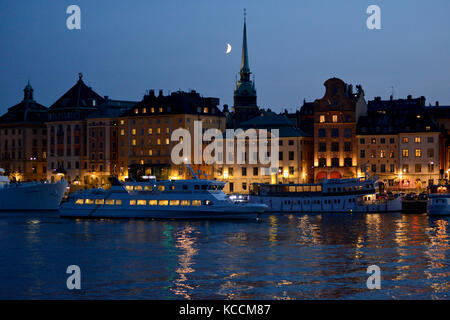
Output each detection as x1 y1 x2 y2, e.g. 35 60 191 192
144 186 153 191
75 199 84 205
317 185 322 192
137 200 146 205
116 200 122 205
130 200 136 205
201 185 207 190
311 186 317 192
149 200 157 205
297 186 304 192
181 200 190 206
194 185 200 190
85 199 94 205
288 186 296 192
304 186 311 192
158 185 165 191
159 200 169 206
204 200 213 205
134 186 143 191
170 185 175 190
170 200 179 206
192 200 201 206
105 199 115 205
125 186 133 191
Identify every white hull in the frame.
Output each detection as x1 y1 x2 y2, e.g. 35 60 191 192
60 204 266 220
428 195 450 216
250 196 402 214
0 181 67 211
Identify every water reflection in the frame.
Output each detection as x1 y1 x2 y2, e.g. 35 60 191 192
1 212 449 299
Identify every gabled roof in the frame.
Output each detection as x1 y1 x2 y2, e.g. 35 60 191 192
49 74 104 111
87 98 139 119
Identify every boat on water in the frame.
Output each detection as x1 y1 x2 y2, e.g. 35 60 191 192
427 181 450 216
401 192 428 214
0 168 67 210
60 176 268 220
249 176 402 213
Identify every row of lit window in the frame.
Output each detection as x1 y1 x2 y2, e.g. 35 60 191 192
75 199 205 206
360 137 434 144
131 138 170 146
133 107 210 115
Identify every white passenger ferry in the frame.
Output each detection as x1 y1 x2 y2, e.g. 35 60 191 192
60 176 268 220
427 183 450 216
249 177 401 213
0 168 67 210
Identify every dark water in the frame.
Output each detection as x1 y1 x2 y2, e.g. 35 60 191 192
0 211 449 299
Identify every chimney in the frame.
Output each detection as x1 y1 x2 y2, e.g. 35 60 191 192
149 89 155 97
436 101 439 108
407 95 412 100
158 89 163 97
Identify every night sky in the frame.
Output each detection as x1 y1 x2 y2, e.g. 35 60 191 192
1 0 449 114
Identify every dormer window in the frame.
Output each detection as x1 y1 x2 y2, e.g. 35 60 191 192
143 108 147 114
159 107 163 113
134 108 138 114
319 115 325 123
203 107 208 113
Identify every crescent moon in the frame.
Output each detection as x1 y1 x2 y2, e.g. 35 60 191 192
226 43 232 54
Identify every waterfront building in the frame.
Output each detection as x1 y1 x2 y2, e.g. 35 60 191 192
313 78 367 182
46 73 105 185
358 95 442 190
0 82 48 181
85 98 138 188
117 90 225 181
214 110 314 194
426 102 450 177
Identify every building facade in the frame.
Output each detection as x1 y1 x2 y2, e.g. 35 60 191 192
313 78 366 182
117 90 226 181
0 83 48 181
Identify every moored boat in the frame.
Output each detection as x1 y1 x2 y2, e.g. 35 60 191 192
0 168 68 210
427 183 450 216
249 176 401 213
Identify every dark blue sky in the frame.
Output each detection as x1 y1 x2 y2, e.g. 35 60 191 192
1 0 449 114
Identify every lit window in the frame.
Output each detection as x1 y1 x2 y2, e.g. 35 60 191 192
415 137 421 143
165 138 169 145
151 108 155 113
144 186 153 191
132 129 136 135
132 139 137 146
140 160 144 165
148 149 153 156
159 107 163 113
130 200 136 205
380 150 386 158
319 115 325 123
157 128 161 134
115 200 122 205
157 138 161 145
158 185 165 191
148 128 152 134
120 129 125 136
120 120 125 125
134 186 143 191
166 128 169 134
85 199 94 205
192 200 201 206
402 149 409 157
181 200 190 206
95 199 104 205
415 149 422 157
149 200 157 205
332 115 338 123
105 199 115 205
75 199 84 205
170 200 179 206
142 108 147 114
403 137 409 143
203 107 208 113
134 108 138 114
137 200 146 205
159 200 169 206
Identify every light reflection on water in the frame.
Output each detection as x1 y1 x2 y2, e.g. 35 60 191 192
0 212 449 299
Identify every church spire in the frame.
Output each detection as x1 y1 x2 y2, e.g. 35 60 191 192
23 81 34 102
240 9 250 82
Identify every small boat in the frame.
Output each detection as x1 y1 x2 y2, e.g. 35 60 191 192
60 176 267 220
427 182 450 216
0 168 67 211
401 192 428 214
249 176 402 214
